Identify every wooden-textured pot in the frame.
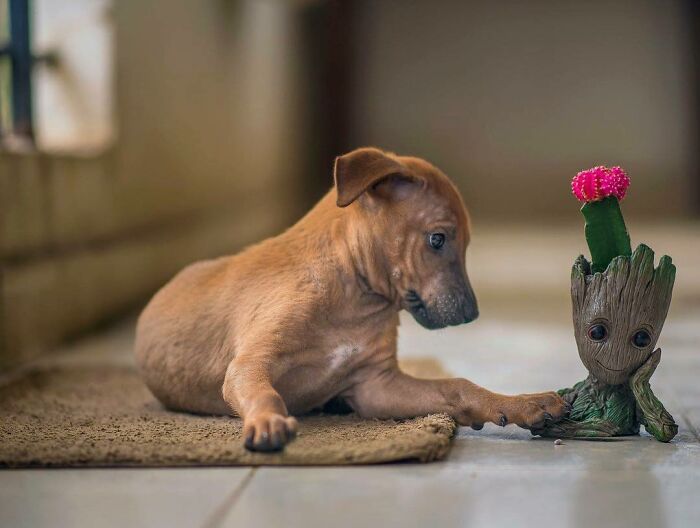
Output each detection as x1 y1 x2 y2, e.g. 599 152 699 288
536 244 678 442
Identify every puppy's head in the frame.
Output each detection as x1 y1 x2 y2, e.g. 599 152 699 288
335 147 478 329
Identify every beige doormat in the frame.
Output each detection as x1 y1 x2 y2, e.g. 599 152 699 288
0 358 456 467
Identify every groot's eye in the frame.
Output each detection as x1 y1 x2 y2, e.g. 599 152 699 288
632 330 652 349
428 233 446 250
588 324 607 342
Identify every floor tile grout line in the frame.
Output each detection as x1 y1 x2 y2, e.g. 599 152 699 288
200 467 258 528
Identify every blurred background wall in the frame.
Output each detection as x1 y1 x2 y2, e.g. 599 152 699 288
1 0 311 367
1 0 698 369
348 0 698 221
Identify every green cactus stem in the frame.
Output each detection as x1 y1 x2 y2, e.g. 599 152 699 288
581 196 632 273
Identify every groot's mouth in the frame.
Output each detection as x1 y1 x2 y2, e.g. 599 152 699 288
595 359 626 372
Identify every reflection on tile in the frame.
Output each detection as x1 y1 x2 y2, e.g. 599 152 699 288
0 468 250 528
223 461 699 528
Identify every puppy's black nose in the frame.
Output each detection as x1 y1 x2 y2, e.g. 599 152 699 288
460 279 478 324
461 292 479 323
463 307 479 324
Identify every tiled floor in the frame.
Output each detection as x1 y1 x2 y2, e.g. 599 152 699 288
2 224 699 528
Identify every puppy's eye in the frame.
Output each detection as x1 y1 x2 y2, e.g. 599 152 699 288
588 324 607 342
428 233 445 250
632 329 651 349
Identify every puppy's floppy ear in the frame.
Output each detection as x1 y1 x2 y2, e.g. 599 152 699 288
334 147 418 207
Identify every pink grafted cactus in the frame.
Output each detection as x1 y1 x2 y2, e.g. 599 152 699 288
571 166 630 203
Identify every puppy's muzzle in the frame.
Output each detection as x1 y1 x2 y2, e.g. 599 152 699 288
406 288 479 329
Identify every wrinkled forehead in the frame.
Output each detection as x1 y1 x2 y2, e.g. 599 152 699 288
399 156 470 233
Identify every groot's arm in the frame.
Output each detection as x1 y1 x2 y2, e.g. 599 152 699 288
630 349 678 443
556 385 578 405
535 381 622 438
535 417 620 438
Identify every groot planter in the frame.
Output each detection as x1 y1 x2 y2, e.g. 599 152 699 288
536 167 678 442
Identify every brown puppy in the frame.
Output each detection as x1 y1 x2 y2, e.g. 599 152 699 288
135 147 568 451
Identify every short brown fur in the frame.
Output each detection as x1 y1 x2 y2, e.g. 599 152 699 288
135 148 567 451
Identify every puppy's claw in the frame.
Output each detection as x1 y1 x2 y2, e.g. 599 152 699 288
269 432 283 451
502 391 569 430
498 414 508 427
243 413 298 452
244 432 255 450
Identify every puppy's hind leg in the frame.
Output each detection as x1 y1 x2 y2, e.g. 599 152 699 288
222 354 298 452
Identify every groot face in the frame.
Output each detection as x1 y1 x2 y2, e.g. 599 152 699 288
571 244 675 386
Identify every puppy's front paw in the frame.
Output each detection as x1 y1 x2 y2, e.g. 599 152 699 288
497 392 570 430
243 413 298 452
